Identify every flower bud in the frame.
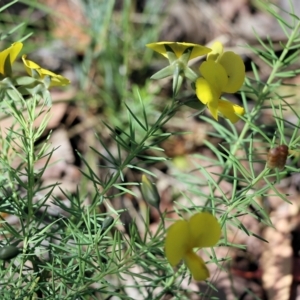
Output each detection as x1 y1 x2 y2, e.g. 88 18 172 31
141 175 160 209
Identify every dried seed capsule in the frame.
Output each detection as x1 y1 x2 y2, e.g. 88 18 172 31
0 246 20 260
267 145 289 169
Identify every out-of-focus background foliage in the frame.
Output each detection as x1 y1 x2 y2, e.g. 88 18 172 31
1 0 300 299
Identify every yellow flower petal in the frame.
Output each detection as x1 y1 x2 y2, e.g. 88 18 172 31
41 69 70 87
207 41 223 62
195 78 218 105
200 60 228 92
146 42 211 59
50 75 70 86
188 213 221 248
0 42 23 75
22 54 70 87
165 220 190 266
207 102 219 121
184 250 210 281
218 99 245 123
22 54 42 77
195 78 219 120
219 52 245 93
22 54 40 69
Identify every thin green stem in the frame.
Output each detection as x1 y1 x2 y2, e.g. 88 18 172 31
26 112 35 221
225 168 270 217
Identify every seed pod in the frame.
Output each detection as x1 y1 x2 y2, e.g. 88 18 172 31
0 246 20 260
267 145 289 169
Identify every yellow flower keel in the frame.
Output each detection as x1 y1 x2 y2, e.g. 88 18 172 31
184 251 210 281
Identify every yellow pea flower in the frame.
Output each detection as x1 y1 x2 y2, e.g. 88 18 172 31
146 42 211 60
195 42 245 123
165 212 221 281
22 54 70 87
0 42 23 76
146 42 211 96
